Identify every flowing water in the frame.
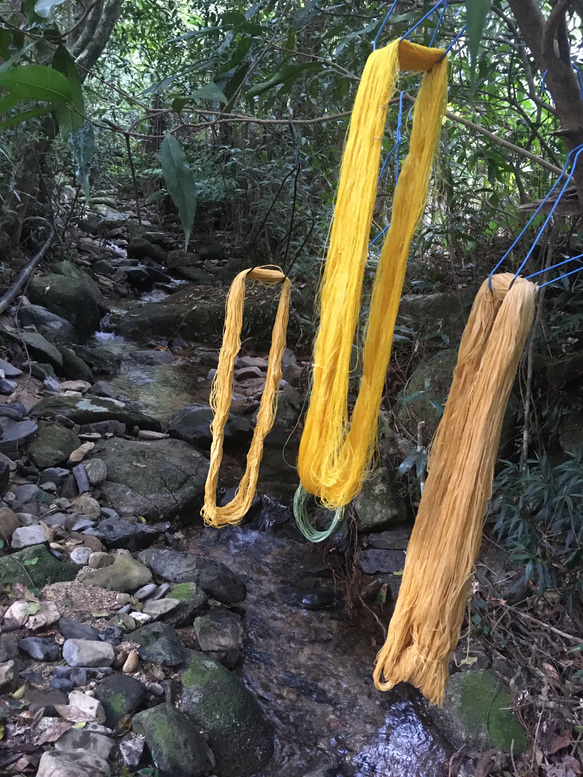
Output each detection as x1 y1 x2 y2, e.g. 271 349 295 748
188 505 450 777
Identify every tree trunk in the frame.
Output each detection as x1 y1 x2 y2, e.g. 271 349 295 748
507 0 583 207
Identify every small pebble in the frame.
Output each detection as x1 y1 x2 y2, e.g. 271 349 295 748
122 649 139 674
88 551 113 569
68 441 95 464
148 682 164 697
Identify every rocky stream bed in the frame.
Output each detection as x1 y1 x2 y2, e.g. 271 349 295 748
0 208 536 777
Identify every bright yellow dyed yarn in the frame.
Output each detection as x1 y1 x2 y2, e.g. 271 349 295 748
298 39 448 509
374 274 535 705
201 267 290 527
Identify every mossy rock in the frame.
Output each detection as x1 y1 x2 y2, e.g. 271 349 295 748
0 544 77 589
133 703 214 777
432 669 528 754
181 652 274 777
27 423 81 469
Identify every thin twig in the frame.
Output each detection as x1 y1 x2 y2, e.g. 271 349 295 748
497 600 582 644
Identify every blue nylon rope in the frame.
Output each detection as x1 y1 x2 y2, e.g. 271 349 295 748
401 0 447 41
488 145 583 289
537 264 583 289
429 0 448 46
373 0 399 51
572 63 583 98
526 252 583 281
436 24 466 62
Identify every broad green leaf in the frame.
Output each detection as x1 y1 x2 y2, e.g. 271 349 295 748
172 96 189 114
0 63 72 103
69 122 94 201
160 134 197 249
0 104 51 129
190 83 227 104
52 46 84 138
466 0 491 73
35 0 66 16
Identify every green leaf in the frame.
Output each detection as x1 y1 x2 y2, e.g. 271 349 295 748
34 0 66 17
52 45 84 138
24 557 39 566
247 62 321 98
0 104 52 129
0 29 12 60
160 134 197 249
0 63 72 103
189 83 227 104
172 96 189 114
466 0 491 74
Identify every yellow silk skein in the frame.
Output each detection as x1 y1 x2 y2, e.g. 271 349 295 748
374 274 536 705
298 39 448 509
201 267 290 527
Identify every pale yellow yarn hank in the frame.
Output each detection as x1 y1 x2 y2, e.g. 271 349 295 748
373 274 536 705
298 39 448 508
201 267 290 527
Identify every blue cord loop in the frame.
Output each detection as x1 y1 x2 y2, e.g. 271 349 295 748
488 144 583 290
429 0 448 46
572 62 583 98
436 24 466 63
373 0 399 51
526 252 583 289
401 0 447 41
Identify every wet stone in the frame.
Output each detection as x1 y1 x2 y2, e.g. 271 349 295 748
132 703 215 777
193 609 244 668
84 517 160 552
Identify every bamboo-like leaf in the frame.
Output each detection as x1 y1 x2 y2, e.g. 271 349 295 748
0 104 52 129
466 0 491 73
190 83 228 103
160 134 197 249
52 46 84 138
0 63 71 103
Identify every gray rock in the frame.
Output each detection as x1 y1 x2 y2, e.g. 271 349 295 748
131 622 191 667
30 395 161 431
132 703 214 777
57 345 95 383
398 290 473 349
27 423 81 469
119 734 146 768
14 483 49 504
89 436 208 522
70 546 92 565
54 727 114 761
18 636 60 661
193 235 224 262
133 582 158 601
398 350 458 443
11 524 47 548
140 548 246 604
28 261 107 336
62 639 115 668
0 543 77 587
167 403 253 450
94 672 147 729
88 551 114 569
39 467 70 486
0 358 22 378
72 345 121 376
194 609 243 668
130 349 178 366
142 598 180 619
358 549 406 575
127 237 165 263
84 518 159 552
72 464 91 494
18 304 81 344
89 380 118 399
0 660 16 692
36 748 111 777
11 330 63 369
0 418 38 458
59 618 100 641
181 652 274 777
93 259 116 276
354 467 408 531
0 378 17 394
84 458 107 485
78 550 152 592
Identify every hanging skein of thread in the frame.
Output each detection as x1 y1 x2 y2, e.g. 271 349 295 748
374 273 535 706
201 267 290 527
297 39 448 510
